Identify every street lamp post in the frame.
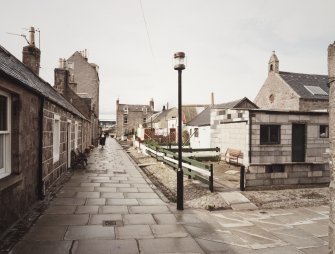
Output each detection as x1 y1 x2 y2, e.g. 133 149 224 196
174 52 186 210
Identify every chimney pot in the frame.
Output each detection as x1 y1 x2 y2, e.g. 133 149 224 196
29 27 35 46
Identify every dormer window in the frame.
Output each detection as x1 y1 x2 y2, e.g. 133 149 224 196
124 107 128 115
143 107 147 114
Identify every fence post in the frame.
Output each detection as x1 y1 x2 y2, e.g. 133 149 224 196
209 164 214 192
240 166 245 191
155 146 158 161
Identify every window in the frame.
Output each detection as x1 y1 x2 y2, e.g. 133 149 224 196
218 110 226 115
227 114 231 119
238 113 243 118
74 122 78 149
124 107 128 115
124 116 128 124
143 118 146 123
190 129 193 136
194 128 199 137
53 115 60 162
320 125 329 138
143 107 147 114
0 91 11 179
260 125 280 144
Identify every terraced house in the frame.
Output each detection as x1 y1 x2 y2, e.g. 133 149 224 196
0 28 91 234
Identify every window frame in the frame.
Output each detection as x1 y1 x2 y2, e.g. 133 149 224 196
123 115 128 125
260 124 281 145
194 128 199 138
53 114 61 162
0 90 11 179
319 125 329 138
74 121 79 149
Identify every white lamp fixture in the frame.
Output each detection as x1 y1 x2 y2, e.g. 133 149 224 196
174 52 186 70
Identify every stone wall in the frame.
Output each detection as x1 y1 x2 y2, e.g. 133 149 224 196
210 108 250 163
254 73 300 110
246 110 330 189
328 41 335 253
116 105 154 138
299 99 329 111
42 100 83 191
246 163 329 190
0 78 40 234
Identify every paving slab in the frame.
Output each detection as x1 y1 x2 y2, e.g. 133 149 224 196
128 205 170 214
85 198 106 205
150 225 188 238
219 191 252 205
231 202 258 211
23 226 67 241
89 214 123 225
50 197 86 206
116 225 154 239
99 206 129 214
45 205 77 214
10 241 72 254
123 214 156 225
107 198 139 206
139 237 205 254
71 239 139 254
64 225 115 240
37 214 89 226
75 205 99 214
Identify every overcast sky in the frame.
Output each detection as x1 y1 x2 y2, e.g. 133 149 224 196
1 0 335 119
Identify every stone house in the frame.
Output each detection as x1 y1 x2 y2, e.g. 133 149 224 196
211 106 329 190
66 50 100 144
0 29 88 234
254 51 329 111
146 107 177 133
116 99 154 138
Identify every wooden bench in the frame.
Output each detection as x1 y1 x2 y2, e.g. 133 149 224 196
71 148 88 169
224 148 244 165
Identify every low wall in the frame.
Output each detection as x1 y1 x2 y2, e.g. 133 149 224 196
245 163 330 190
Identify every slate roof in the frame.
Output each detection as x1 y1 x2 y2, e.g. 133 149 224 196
215 97 258 109
118 104 150 112
187 106 211 126
147 108 176 123
279 71 329 100
0 45 86 119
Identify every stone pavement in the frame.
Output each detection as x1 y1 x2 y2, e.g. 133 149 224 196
9 138 329 253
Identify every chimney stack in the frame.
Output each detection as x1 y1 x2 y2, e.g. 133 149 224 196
149 98 154 111
54 58 69 94
328 42 335 85
211 92 215 106
22 26 41 75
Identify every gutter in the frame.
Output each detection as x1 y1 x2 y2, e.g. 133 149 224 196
38 96 45 199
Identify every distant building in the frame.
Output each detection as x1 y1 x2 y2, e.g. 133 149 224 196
187 107 211 149
254 51 329 111
67 50 100 144
116 99 154 138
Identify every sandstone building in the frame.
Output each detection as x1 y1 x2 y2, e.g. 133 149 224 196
255 51 329 111
116 99 154 138
67 51 100 144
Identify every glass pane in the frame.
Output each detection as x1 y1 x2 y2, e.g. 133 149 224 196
0 95 7 131
0 135 4 169
270 126 280 143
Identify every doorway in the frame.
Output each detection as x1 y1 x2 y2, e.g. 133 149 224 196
292 124 306 162
67 121 71 168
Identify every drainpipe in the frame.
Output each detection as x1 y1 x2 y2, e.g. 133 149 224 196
248 110 252 164
38 96 45 199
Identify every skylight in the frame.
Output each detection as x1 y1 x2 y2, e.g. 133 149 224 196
304 86 328 96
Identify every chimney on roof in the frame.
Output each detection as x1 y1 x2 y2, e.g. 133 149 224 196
211 92 214 106
328 42 335 86
149 98 154 111
54 58 69 94
162 105 166 111
22 26 41 75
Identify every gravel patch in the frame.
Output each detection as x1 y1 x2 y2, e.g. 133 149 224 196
128 147 229 210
